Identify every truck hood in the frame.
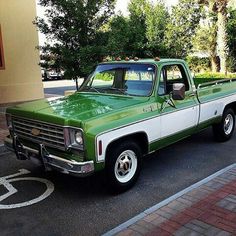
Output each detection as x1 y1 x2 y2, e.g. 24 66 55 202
7 92 149 125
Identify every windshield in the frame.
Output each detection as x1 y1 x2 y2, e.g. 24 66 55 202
79 63 156 96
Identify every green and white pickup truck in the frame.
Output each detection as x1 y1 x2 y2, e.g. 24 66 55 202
4 58 236 192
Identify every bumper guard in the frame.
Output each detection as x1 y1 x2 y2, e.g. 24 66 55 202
4 135 94 177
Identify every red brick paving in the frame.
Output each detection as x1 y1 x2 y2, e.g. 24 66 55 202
116 166 236 236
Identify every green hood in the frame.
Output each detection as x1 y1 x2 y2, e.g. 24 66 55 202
7 92 149 126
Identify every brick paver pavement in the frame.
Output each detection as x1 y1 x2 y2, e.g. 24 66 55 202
114 166 236 236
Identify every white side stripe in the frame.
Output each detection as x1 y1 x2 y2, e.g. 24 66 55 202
96 93 236 162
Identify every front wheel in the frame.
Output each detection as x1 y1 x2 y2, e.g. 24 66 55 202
105 141 142 193
213 108 235 142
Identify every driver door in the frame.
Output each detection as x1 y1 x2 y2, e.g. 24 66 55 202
158 64 199 139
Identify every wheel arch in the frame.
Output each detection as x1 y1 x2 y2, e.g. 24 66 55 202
224 102 236 115
105 132 149 162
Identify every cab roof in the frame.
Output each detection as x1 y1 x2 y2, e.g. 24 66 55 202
100 58 186 66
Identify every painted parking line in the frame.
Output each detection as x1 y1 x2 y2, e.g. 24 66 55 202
103 163 236 236
0 169 54 209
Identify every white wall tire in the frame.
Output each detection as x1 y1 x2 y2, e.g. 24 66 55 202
106 141 142 193
213 108 235 142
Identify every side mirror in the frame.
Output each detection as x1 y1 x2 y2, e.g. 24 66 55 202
172 83 185 100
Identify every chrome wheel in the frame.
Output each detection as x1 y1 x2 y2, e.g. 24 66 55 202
213 108 235 142
114 150 137 183
224 114 234 135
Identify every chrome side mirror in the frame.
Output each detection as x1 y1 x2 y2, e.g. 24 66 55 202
172 83 185 100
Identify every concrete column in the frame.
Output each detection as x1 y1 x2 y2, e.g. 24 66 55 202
0 0 44 104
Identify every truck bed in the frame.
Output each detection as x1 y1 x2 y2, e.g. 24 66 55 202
194 77 236 124
195 77 236 102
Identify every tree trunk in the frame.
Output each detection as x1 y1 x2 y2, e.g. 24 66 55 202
211 55 219 72
217 9 228 74
210 23 219 72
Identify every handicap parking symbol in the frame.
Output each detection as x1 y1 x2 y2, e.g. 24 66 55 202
0 169 54 209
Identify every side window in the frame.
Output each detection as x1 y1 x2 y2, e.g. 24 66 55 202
166 65 183 81
158 69 165 95
0 25 5 70
158 64 189 95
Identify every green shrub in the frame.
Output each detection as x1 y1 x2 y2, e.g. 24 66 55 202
187 56 211 73
227 56 236 73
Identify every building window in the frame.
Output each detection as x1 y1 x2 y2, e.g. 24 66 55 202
0 25 5 70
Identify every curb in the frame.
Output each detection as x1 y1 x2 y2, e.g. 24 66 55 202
103 163 236 236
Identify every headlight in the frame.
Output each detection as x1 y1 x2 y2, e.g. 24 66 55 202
6 114 12 128
64 127 84 150
75 131 83 145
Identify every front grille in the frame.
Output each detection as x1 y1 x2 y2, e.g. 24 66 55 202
12 116 65 150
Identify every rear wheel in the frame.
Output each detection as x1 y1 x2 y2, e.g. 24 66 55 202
213 108 235 142
105 141 142 193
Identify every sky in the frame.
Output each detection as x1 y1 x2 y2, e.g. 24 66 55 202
115 0 179 15
36 0 179 45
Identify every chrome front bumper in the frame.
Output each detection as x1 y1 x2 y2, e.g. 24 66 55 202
4 136 94 177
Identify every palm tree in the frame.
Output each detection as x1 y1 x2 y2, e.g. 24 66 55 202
199 0 229 74
216 0 229 74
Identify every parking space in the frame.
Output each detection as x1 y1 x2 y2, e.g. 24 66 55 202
0 128 236 235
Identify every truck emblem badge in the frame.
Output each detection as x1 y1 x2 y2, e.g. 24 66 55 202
31 128 41 136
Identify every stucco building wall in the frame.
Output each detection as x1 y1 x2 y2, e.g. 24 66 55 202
0 0 43 104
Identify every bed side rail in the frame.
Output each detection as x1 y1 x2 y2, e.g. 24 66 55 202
197 78 236 89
